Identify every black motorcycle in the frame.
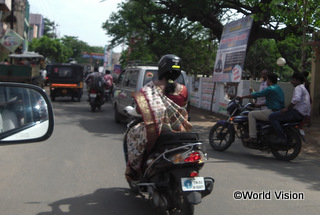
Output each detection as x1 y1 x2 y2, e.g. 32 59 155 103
209 97 304 161
88 89 104 112
123 116 214 215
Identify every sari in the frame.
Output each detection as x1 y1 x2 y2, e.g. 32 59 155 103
126 81 192 174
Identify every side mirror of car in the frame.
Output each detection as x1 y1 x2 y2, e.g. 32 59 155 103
0 83 54 144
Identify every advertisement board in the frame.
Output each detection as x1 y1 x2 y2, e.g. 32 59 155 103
213 16 253 82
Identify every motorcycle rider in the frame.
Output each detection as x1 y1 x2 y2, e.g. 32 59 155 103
269 72 311 143
238 73 285 143
124 54 191 181
254 69 269 109
103 69 113 100
84 66 105 103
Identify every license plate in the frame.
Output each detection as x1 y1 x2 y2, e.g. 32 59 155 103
90 93 97 98
181 177 205 191
105 90 110 93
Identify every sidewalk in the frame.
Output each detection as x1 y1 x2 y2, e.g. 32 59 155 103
189 106 320 160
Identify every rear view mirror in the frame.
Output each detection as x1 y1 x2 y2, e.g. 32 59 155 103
0 83 54 144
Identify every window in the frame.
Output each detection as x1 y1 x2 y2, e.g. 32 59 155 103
123 70 131 86
53 67 72 77
129 70 139 88
143 70 158 86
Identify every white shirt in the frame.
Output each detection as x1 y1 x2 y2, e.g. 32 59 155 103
292 84 311 116
256 80 267 108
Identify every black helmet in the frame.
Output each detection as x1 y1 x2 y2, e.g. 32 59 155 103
158 54 182 80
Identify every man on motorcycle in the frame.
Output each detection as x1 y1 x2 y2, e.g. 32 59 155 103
124 54 191 181
103 69 113 100
268 72 311 143
84 67 106 103
238 73 285 143
254 69 269 109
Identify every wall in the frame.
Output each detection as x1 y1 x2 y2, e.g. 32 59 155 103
188 76 294 116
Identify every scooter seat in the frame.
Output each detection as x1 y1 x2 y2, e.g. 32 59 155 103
155 132 199 146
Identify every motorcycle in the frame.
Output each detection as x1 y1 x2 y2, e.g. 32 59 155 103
104 85 113 103
88 89 104 112
209 97 304 161
123 110 214 215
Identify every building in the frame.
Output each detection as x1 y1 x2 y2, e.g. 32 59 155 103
28 13 43 41
0 0 29 59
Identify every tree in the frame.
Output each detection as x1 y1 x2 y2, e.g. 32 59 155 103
102 1 216 75
43 18 58 39
130 0 319 76
60 36 93 63
29 36 72 63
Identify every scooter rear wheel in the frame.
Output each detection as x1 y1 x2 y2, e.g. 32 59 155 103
91 104 96 112
271 127 301 161
169 186 194 215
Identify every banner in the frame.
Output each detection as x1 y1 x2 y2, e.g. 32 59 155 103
0 29 24 52
113 64 121 74
104 45 113 67
213 16 253 82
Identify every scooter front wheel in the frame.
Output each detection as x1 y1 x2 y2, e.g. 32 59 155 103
209 122 235 151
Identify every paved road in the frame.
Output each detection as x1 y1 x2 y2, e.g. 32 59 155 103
0 90 319 215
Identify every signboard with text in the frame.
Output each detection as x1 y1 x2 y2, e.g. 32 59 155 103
213 16 253 82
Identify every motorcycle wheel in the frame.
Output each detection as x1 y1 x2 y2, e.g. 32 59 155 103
91 104 96 112
169 187 194 215
271 127 301 161
209 122 235 151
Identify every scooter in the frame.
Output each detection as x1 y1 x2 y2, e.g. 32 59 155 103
123 110 214 215
88 89 104 112
209 97 304 161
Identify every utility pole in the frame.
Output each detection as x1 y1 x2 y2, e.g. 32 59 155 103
10 0 14 30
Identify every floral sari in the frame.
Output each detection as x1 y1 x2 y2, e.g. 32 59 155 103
126 81 192 174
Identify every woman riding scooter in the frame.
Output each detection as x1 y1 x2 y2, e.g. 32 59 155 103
125 54 192 181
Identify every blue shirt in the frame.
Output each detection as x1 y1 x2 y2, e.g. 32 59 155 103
252 84 285 111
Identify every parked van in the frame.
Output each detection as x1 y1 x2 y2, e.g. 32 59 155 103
113 61 189 123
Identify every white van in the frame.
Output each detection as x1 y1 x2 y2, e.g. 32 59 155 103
113 61 189 123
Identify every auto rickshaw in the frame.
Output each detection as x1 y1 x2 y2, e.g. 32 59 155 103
49 64 84 102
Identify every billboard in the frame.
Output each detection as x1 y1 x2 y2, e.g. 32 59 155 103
0 29 24 52
104 45 113 67
213 16 253 82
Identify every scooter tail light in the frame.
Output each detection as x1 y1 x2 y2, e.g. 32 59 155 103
170 151 205 164
184 152 202 163
190 171 198 177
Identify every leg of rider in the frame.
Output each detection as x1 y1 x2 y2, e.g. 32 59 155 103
269 111 286 139
248 109 273 139
269 109 303 139
248 110 259 139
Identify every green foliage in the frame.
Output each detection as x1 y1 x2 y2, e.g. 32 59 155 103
60 36 93 63
43 18 58 39
102 0 215 75
29 36 72 63
245 35 313 81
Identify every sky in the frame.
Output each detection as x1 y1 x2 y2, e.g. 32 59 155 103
28 0 124 52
